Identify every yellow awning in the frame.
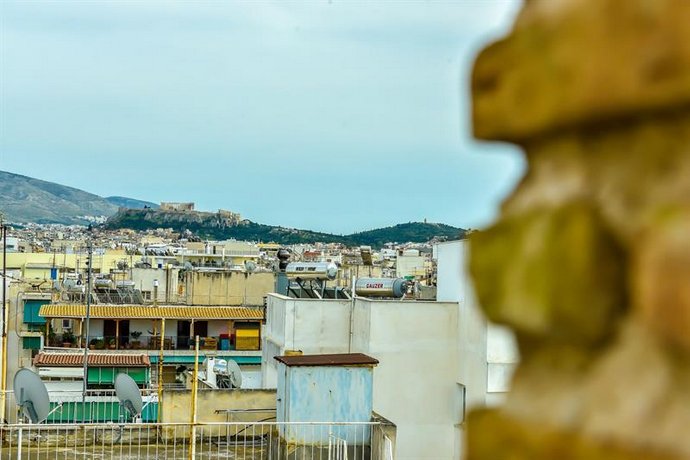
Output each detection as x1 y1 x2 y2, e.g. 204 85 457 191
39 304 264 320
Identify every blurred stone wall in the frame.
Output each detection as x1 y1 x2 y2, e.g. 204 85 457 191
467 1 690 459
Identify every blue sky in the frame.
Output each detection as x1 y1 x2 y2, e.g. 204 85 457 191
0 0 524 234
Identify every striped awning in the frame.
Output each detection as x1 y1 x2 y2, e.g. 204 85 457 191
39 304 264 320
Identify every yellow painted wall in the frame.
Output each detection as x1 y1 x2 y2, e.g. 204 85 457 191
186 271 275 306
2 252 132 280
161 388 276 439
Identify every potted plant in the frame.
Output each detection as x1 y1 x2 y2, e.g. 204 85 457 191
89 338 98 350
108 338 117 349
130 331 142 349
62 330 75 347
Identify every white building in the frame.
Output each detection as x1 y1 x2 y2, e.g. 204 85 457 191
261 239 519 460
395 249 426 279
262 294 460 460
435 239 519 410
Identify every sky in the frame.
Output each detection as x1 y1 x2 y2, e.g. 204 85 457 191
0 0 524 234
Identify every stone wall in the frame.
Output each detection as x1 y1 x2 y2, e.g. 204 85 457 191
467 1 690 459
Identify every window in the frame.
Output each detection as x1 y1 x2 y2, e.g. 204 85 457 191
62 319 72 330
142 291 152 301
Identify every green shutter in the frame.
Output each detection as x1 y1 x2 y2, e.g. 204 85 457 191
23 300 48 324
22 337 41 350
87 367 149 385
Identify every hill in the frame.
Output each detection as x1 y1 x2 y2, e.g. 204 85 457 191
0 170 466 246
105 196 159 210
104 208 465 247
0 170 119 224
347 222 464 247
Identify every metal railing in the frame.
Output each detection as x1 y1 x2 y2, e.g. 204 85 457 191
2 389 159 424
47 334 242 351
0 421 392 459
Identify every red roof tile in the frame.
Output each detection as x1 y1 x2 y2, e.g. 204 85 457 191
33 353 150 368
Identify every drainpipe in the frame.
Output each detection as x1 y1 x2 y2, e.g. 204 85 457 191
157 317 165 423
154 279 164 422
188 335 200 460
81 239 93 418
1 224 7 423
349 274 356 353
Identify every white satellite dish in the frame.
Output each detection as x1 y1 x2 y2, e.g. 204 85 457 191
244 261 257 273
13 369 50 423
213 359 227 374
227 359 242 389
114 373 143 418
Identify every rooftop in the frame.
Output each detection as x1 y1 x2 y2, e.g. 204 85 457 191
274 353 379 367
34 352 150 367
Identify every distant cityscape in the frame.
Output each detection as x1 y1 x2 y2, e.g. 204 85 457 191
0 195 515 459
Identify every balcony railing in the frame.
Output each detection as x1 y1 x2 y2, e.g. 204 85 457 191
46 334 250 351
1 389 158 424
0 421 393 459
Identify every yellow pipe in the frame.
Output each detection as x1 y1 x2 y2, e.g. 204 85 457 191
188 335 199 460
157 318 165 423
0 298 8 424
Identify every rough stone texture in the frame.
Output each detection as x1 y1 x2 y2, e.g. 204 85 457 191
467 0 690 458
635 208 690 353
467 409 683 460
473 0 690 143
469 202 626 347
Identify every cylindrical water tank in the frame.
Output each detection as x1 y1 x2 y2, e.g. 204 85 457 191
355 278 409 298
285 262 338 280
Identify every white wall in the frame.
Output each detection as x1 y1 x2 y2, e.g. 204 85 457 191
395 255 425 278
262 295 351 388
436 240 488 409
131 267 179 303
208 321 229 337
353 298 461 460
129 319 153 338
434 239 520 458
486 324 519 405
89 320 104 337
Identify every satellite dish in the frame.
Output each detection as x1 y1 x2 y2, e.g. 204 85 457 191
183 262 193 270
244 261 256 273
13 369 50 423
114 373 143 418
227 359 242 389
213 359 227 374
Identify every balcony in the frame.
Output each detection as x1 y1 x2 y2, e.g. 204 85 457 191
46 334 259 351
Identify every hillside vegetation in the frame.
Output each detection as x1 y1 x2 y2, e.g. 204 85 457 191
0 170 466 246
105 208 465 246
105 196 159 210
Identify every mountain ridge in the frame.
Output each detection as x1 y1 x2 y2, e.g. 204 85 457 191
0 170 466 246
0 170 118 224
105 208 465 247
